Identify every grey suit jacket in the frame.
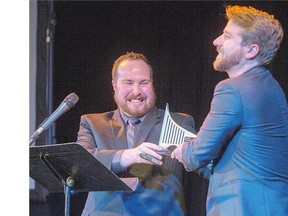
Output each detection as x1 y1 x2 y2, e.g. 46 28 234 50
77 106 196 216
183 66 288 216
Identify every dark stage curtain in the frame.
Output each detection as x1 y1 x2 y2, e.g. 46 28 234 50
33 1 288 216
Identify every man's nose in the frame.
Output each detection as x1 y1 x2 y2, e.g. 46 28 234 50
131 83 141 94
213 35 222 47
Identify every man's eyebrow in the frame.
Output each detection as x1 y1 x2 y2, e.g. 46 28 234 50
223 29 233 36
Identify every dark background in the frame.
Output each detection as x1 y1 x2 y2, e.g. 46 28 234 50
31 1 288 216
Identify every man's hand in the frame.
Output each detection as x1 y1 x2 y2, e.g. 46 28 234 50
171 143 184 163
120 142 163 167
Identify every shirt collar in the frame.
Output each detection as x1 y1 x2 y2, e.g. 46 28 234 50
119 109 146 124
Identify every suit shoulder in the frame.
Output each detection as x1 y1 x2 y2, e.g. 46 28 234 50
215 78 240 93
81 111 115 120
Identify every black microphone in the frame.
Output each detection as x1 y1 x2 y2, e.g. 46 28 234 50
29 92 79 145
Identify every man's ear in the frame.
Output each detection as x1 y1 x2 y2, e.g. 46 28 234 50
112 80 116 91
246 44 260 59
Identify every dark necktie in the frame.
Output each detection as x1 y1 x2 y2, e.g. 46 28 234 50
127 118 141 148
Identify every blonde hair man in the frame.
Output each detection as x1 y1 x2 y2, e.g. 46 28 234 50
172 5 288 216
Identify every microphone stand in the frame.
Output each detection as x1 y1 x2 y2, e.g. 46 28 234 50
29 118 47 146
29 129 43 146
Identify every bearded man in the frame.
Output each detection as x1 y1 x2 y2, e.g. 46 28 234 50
77 52 196 216
172 5 288 216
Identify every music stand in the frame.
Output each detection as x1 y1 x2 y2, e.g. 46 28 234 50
30 142 137 216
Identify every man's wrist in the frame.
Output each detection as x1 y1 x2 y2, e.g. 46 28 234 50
111 149 126 173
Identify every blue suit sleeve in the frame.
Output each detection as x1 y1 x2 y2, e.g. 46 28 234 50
182 80 243 171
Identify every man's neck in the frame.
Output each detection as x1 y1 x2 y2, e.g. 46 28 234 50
119 108 147 123
226 61 260 78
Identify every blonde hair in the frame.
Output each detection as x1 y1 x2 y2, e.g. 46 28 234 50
226 5 283 65
112 52 153 81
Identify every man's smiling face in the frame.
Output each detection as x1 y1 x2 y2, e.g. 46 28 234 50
112 59 156 117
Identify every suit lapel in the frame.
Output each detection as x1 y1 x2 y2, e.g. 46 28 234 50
110 109 127 150
134 107 162 146
110 107 163 149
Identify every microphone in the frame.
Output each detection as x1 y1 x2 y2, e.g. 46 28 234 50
29 92 79 145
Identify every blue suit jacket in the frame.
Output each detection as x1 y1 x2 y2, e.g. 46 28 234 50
183 66 288 216
77 106 196 216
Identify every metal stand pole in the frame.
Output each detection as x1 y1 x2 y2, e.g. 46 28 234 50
64 176 75 216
